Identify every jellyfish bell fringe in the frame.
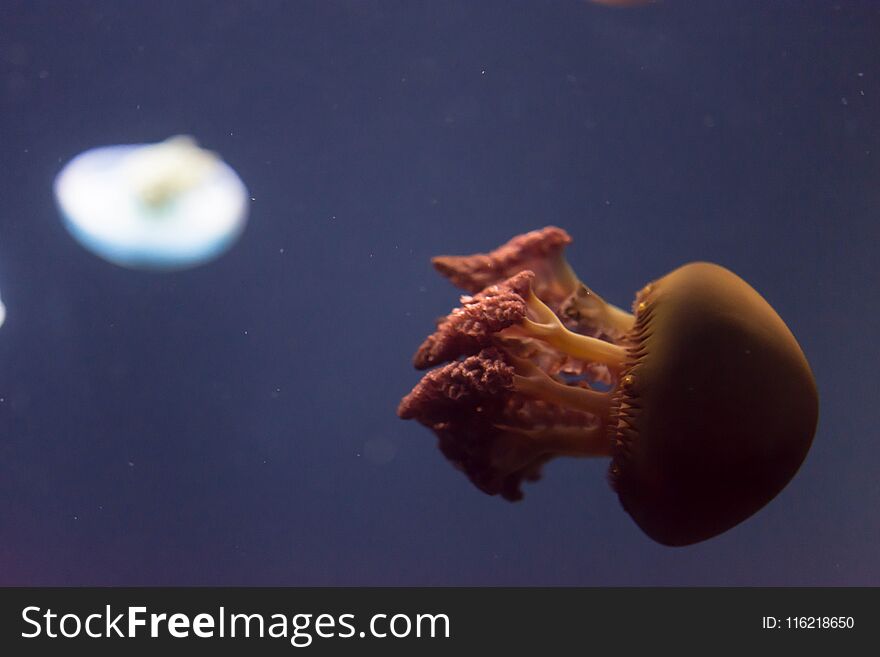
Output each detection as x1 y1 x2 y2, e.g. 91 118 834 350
399 227 819 546
53 136 249 271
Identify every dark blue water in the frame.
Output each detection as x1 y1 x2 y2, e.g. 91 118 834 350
0 0 877 585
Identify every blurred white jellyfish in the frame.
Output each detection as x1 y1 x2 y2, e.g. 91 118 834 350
53 136 248 270
0 292 5 329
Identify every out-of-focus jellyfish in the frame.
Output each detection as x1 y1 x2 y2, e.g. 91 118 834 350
398 228 818 546
0 290 5 328
53 136 248 270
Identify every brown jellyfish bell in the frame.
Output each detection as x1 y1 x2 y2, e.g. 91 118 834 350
398 227 818 546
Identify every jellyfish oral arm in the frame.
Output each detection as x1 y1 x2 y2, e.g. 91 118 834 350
516 318 627 370
512 372 612 426
400 227 639 501
495 422 613 459
503 344 615 457
555 259 636 336
593 296 636 335
509 291 629 372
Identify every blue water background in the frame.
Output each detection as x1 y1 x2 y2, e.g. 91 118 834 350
0 0 877 584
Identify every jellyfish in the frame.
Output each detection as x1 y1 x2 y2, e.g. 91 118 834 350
53 136 248 270
0 290 5 329
398 227 818 546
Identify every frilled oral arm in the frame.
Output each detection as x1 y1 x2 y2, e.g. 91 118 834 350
400 228 636 501
431 226 635 339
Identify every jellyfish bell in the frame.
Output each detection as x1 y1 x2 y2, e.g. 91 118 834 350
399 228 818 546
609 262 818 545
53 136 248 270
